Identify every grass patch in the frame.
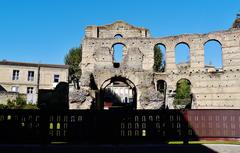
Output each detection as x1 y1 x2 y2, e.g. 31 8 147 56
51 142 68 144
168 141 240 145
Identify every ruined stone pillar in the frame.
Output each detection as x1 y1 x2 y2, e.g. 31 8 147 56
165 45 177 73
190 38 204 71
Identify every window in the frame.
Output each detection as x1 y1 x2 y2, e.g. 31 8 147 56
11 86 19 92
54 74 60 83
27 87 34 94
153 44 166 72
120 88 124 94
114 34 123 39
204 40 222 69
175 43 190 64
12 70 19 80
125 88 128 94
112 43 125 68
28 71 34 81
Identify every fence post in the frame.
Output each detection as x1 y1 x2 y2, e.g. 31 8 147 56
40 109 49 145
183 110 189 144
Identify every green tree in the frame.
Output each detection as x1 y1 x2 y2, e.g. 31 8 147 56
15 96 26 106
64 47 82 88
2 95 38 109
7 99 15 109
153 45 164 72
173 79 191 108
175 79 191 99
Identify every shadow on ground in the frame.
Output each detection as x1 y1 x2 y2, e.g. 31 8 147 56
0 144 219 153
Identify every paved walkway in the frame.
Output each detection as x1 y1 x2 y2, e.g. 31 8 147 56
202 144 240 153
0 144 239 153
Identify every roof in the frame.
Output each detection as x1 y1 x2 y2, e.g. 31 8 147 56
0 60 69 69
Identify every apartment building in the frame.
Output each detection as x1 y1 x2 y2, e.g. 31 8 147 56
0 60 69 104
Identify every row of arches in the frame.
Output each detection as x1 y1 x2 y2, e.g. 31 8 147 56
110 38 222 70
157 78 192 109
95 75 192 110
154 40 222 72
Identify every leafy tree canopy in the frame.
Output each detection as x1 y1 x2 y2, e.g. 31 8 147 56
175 79 191 99
64 47 82 80
153 45 164 72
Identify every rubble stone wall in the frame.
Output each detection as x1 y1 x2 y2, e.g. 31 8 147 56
78 21 240 109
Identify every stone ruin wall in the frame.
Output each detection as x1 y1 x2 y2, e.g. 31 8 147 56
78 21 240 109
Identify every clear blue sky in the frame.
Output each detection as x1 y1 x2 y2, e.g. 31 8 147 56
0 0 239 66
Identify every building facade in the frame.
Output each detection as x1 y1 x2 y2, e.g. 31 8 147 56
104 81 134 109
0 60 69 104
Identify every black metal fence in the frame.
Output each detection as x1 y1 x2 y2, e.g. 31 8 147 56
0 109 239 144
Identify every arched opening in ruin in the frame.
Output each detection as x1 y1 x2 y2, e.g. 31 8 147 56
175 42 190 67
153 44 166 72
99 76 137 110
173 78 192 109
112 43 126 68
114 34 123 39
156 80 167 108
204 40 223 71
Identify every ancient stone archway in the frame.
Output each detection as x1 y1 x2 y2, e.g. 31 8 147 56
173 78 192 109
74 20 240 110
99 76 137 110
156 80 167 108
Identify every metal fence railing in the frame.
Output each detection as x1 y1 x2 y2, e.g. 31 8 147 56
0 109 239 144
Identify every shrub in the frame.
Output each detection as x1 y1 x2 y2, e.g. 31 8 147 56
0 96 39 109
0 104 7 109
15 96 26 106
7 99 16 109
23 104 39 109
